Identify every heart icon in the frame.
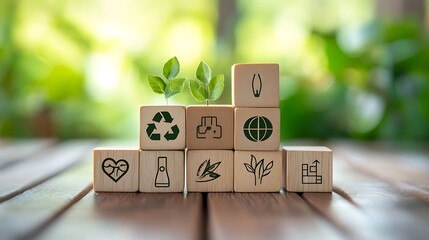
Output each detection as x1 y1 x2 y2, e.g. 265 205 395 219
102 158 129 182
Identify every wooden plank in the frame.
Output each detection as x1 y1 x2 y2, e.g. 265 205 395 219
37 192 203 240
0 140 96 203
0 139 55 168
333 141 429 203
0 161 93 240
207 193 344 240
301 145 429 240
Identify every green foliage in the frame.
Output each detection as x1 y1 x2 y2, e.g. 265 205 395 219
147 57 186 103
189 61 224 104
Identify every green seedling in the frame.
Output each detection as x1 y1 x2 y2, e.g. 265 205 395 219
147 56 186 104
189 61 224 105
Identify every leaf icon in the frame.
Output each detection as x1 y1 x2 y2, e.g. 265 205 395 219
208 161 221 172
197 159 208 177
196 159 222 182
265 161 273 171
251 155 257 168
244 163 254 173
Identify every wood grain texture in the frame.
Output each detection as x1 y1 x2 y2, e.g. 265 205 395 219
302 146 429 240
187 150 233 192
37 192 203 240
140 105 186 150
232 63 279 108
139 150 184 192
0 161 92 240
0 140 96 203
234 151 282 192
283 146 332 192
0 139 55 169
93 148 139 192
208 193 344 240
186 105 234 150
332 141 429 202
234 108 280 150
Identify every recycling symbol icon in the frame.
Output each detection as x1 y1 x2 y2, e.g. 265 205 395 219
146 111 180 141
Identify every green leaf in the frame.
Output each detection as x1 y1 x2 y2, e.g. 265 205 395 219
165 78 186 98
208 74 224 101
163 56 180 80
147 75 166 94
189 79 207 102
196 61 211 84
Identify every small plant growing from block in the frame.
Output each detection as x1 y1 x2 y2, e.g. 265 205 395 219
147 56 186 104
189 61 225 105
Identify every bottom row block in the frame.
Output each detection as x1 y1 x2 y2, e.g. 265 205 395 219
93 147 332 193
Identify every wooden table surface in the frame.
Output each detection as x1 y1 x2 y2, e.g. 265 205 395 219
0 139 428 240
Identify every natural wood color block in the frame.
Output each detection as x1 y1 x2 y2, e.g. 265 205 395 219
234 151 282 192
187 150 233 192
234 108 280 150
283 146 333 192
93 147 139 192
232 63 279 107
140 105 186 150
186 105 234 150
139 151 184 193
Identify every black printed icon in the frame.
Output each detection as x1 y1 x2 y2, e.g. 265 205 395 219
102 158 129 182
155 157 170 187
252 73 262 97
196 116 222 139
146 111 180 141
302 160 322 184
244 155 273 186
196 159 221 182
243 116 273 142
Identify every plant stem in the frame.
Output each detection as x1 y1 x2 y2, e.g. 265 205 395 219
254 173 257 186
206 100 209 106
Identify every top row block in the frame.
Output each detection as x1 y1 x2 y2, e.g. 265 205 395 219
233 63 279 108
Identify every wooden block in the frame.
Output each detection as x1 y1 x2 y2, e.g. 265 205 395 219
139 151 184 192
234 151 282 192
232 63 279 107
186 150 233 192
140 105 186 150
283 146 333 192
234 108 280 150
93 147 139 192
186 105 234 150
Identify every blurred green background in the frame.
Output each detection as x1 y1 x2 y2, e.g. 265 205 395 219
1 0 429 141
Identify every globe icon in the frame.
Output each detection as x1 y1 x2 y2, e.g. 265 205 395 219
243 116 273 142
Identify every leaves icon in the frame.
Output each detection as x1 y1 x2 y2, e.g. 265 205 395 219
196 159 222 182
243 155 273 186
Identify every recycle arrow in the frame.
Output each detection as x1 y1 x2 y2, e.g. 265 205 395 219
164 125 179 141
152 111 174 123
146 123 161 140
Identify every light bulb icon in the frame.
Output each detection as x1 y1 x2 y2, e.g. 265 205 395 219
252 74 262 97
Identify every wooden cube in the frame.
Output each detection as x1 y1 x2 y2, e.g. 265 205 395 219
234 151 282 192
93 147 139 192
283 146 333 192
140 105 186 150
232 63 279 108
139 151 184 193
234 108 280 150
187 150 233 192
186 105 234 149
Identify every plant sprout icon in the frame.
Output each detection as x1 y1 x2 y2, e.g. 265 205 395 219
196 159 221 182
244 155 273 186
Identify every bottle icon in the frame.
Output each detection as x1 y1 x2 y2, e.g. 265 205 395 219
155 157 170 187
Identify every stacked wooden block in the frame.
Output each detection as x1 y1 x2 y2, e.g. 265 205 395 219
93 63 332 193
